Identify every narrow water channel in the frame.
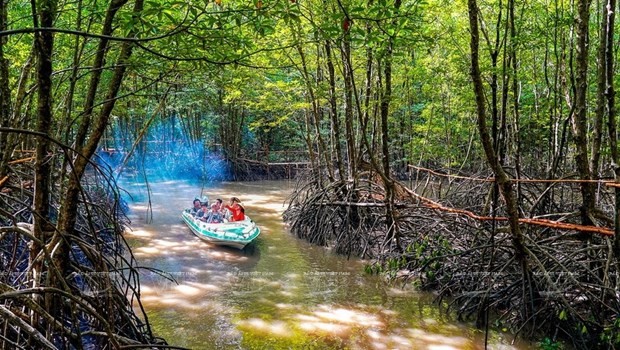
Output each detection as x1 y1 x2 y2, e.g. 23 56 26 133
121 178 534 349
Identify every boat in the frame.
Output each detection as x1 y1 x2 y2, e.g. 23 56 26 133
181 210 260 249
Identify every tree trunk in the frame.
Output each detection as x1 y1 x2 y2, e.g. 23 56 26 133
30 0 57 332
341 28 357 181
468 0 533 325
54 0 144 275
32 0 56 251
325 41 346 181
0 0 10 178
591 0 607 179
58 0 88 196
74 0 129 155
295 41 333 182
572 0 595 226
508 0 523 204
598 0 619 269
379 0 402 250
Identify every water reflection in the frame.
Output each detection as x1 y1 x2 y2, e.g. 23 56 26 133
121 179 533 349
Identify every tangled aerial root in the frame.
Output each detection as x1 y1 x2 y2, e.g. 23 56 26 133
0 160 180 349
285 169 620 349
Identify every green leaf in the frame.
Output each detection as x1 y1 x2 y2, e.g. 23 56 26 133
559 310 566 320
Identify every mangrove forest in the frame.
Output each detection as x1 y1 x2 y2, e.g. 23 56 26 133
2 0 620 348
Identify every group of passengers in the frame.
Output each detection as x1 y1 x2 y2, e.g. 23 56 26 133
189 196 245 223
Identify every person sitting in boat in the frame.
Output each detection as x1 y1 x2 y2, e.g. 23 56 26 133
189 198 202 217
214 198 223 211
224 197 245 222
196 202 210 221
211 198 226 223
204 202 223 223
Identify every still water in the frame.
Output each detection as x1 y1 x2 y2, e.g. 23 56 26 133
121 179 533 349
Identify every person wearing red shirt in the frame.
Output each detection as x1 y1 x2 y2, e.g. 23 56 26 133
224 197 245 222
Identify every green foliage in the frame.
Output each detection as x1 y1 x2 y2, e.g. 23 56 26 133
364 234 452 286
404 234 452 285
538 337 564 350
364 258 406 277
2 0 611 175
598 316 620 348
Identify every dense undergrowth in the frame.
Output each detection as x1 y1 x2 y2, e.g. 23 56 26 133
0 159 171 349
283 168 620 349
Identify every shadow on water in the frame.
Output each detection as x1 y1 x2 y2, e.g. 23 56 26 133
120 179 537 350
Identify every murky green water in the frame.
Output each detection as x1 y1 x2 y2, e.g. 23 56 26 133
121 179 535 349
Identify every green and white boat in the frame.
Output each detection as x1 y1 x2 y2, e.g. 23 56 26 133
181 210 260 249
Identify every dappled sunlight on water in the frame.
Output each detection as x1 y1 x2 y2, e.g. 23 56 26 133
120 179 534 349
138 277 226 310
239 318 293 337
124 228 153 237
312 304 384 326
234 302 484 349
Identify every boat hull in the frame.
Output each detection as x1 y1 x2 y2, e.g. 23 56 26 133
182 211 260 249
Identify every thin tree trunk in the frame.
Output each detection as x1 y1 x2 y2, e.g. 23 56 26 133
361 13 373 146
302 109 320 181
545 0 569 182
6 49 36 173
59 0 89 196
468 0 533 325
30 0 57 332
477 1 504 160
0 0 10 177
598 0 619 267
54 0 144 277
295 41 333 182
32 0 57 252
325 41 346 181
74 0 129 155
341 28 357 181
591 0 607 179
379 0 401 250
509 0 523 203
572 0 595 225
